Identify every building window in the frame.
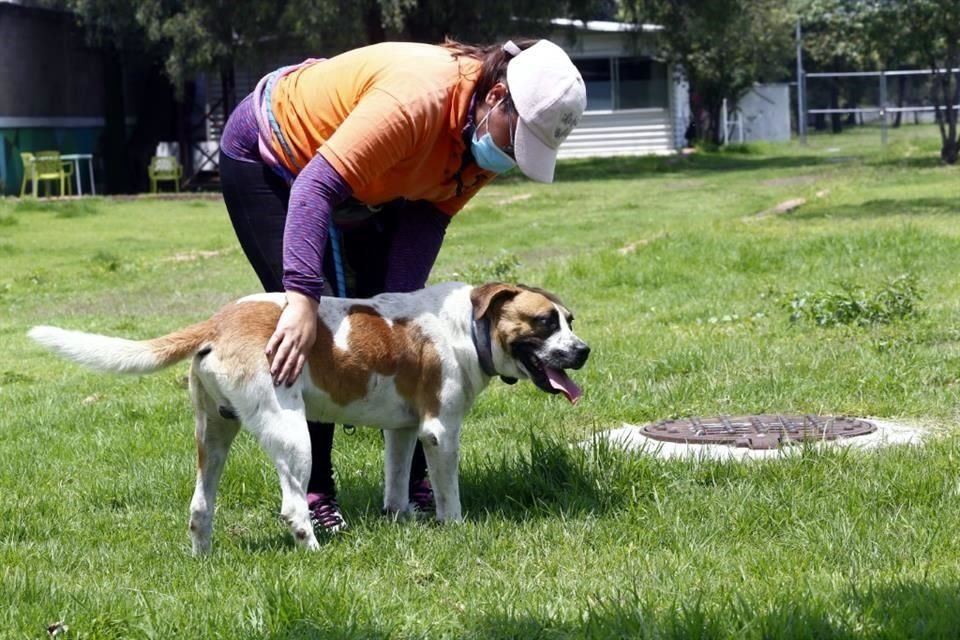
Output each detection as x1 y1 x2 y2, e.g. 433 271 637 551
576 58 614 111
575 57 668 111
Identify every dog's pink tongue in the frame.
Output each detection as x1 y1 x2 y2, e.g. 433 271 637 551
546 368 582 404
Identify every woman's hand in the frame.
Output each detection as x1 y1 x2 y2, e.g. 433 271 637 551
266 291 319 387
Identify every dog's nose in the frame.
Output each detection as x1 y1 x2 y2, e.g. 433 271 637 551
571 343 590 369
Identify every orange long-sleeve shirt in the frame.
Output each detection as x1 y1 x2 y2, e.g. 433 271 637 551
269 42 495 215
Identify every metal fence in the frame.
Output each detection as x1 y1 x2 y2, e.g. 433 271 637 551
799 68 959 143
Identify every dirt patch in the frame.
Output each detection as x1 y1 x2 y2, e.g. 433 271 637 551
496 193 533 206
618 232 669 255
752 198 807 219
163 249 235 263
31 287 239 324
518 246 577 263
110 193 223 202
658 179 708 192
759 175 819 188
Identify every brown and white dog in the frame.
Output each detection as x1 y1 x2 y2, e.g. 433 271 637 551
28 282 589 554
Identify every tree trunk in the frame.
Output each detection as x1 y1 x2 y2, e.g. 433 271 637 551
945 68 960 165
177 81 196 180
893 75 906 128
705 96 723 145
125 61 177 192
933 46 960 165
101 43 130 193
220 61 236 121
364 0 386 43
829 82 843 133
941 138 959 164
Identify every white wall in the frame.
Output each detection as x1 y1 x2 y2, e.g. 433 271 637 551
736 84 791 143
672 71 690 149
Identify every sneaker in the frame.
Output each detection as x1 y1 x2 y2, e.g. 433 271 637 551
410 478 435 515
307 492 348 534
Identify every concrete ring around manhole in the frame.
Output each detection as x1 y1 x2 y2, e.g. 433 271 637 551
585 415 926 461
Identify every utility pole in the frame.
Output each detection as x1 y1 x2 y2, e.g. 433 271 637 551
796 17 807 144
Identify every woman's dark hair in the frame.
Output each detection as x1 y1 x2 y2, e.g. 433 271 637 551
443 37 538 106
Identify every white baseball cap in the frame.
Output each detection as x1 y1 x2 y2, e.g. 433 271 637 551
506 40 587 183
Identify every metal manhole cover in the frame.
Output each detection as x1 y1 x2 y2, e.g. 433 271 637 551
640 415 876 450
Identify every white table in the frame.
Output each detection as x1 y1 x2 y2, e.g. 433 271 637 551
60 153 96 196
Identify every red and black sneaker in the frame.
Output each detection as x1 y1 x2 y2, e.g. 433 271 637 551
410 478 435 515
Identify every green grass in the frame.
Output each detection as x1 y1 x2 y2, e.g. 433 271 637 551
3 124 960 638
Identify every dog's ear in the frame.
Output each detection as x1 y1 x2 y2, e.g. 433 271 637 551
470 282 522 320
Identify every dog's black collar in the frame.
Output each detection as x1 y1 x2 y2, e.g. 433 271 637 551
471 315 497 378
471 315 518 385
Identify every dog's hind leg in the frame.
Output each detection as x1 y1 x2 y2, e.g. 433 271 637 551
188 408 240 555
418 416 463 522
188 372 240 555
239 384 319 551
382 427 418 519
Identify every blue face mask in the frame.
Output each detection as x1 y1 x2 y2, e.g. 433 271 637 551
471 98 516 174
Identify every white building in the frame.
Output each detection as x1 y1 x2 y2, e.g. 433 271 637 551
549 19 684 157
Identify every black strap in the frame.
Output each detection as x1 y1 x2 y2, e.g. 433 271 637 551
471 315 497 378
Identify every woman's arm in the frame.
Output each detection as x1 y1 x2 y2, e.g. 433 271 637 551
268 153 352 386
281 153 353 301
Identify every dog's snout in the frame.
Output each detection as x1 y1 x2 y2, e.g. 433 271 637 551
571 342 590 369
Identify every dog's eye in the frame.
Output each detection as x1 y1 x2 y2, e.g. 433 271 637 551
534 313 559 332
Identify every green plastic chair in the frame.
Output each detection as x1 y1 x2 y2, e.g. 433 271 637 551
20 151 71 197
18 152 35 197
148 155 182 193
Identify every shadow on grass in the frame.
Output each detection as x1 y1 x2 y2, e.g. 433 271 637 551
790 196 960 221
336 432 650 524
257 625 393 640
236 530 339 555
452 580 960 639
180 433 639 553
867 154 946 171
247 577 398 640
851 580 960 638
458 433 664 522
14 198 99 218
494 152 834 185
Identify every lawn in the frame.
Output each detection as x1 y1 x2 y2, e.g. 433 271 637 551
3 125 960 638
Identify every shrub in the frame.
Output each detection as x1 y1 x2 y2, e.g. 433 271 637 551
784 274 921 327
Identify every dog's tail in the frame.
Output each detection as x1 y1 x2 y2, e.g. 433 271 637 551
28 320 216 375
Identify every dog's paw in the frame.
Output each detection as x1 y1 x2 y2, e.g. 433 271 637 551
434 510 464 524
381 503 415 522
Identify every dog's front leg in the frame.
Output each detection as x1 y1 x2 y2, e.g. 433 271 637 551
419 416 463 522
383 427 418 518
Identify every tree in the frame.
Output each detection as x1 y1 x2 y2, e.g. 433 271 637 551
40 0 612 189
284 0 608 50
624 0 795 145
47 0 340 191
870 0 960 163
62 0 603 110
799 0 960 163
797 0 880 132
37 0 176 192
